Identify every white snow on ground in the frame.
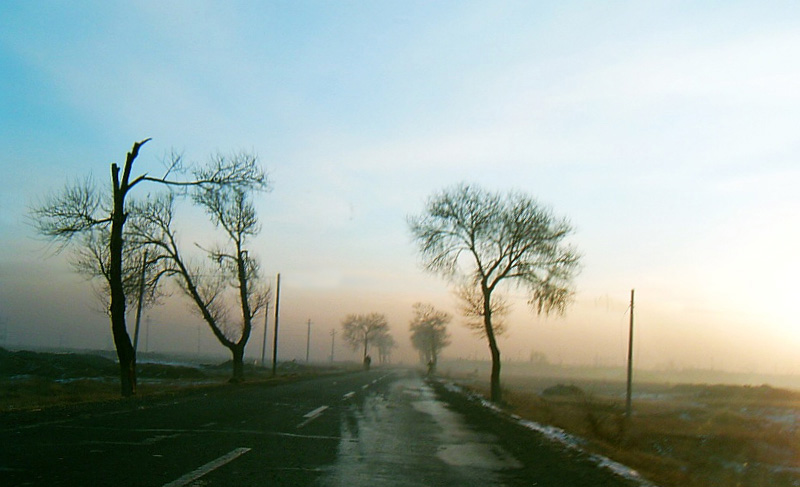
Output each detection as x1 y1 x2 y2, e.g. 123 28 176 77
443 381 659 487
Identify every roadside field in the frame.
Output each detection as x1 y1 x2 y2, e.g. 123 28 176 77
456 374 800 487
0 347 347 412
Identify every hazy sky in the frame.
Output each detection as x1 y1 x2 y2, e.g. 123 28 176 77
1 1 799 374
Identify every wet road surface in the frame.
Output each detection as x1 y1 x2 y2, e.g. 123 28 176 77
321 373 521 486
0 369 638 486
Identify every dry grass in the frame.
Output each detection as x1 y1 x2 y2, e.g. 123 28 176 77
0 347 345 412
464 377 800 487
0 376 224 411
1 377 122 410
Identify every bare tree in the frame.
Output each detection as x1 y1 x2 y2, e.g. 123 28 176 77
409 302 451 372
71 224 168 358
70 221 165 314
128 181 269 382
374 330 396 364
31 140 267 396
341 313 389 368
408 184 580 402
192 177 270 381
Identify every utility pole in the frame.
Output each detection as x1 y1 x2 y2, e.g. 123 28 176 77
306 319 312 363
625 289 635 420
0 315 7 345
330 329 336 363
271 273 281 376
260 301 270 367
132 250 148 353
144 315 151 353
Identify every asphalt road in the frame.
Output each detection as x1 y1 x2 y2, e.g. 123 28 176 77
0 369 640 486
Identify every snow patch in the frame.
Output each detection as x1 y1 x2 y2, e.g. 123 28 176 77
441 380 659 487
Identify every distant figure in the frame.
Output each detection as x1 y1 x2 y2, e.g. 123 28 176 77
426 359 435 376
363 354 372 370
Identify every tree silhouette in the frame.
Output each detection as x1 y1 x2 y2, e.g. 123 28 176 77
374 329 396 364
128 180 269 382
409 302 451 372
409 184 580 402
341 313 389 367
32 140 267 396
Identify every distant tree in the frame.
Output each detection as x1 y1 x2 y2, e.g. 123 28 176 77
408 302 451 372
128 170 270 382
31 140 268 396
408 184 580 402
374 330 396 364
529 350 549 365
341 313 389 367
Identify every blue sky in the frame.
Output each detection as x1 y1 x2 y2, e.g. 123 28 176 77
1 1 799 373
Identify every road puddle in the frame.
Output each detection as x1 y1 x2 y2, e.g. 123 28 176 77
320 372 520 486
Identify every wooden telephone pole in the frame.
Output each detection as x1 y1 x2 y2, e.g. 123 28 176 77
306 319 312 363
132 250 148 353
260 301 270 367
271 273 281 376
330 329 336 363
625 289 635 420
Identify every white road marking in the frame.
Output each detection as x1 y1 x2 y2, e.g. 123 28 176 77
162 447 251 487
303 405 329 418
84 433 181 446
297 405 329 428
361 384 369 390
343 391 355 400
56 425 343 440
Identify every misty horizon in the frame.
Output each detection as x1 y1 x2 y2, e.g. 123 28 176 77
2 2 799 389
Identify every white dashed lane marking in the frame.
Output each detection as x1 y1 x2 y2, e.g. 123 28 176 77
162 447 251 487
297 405 329 429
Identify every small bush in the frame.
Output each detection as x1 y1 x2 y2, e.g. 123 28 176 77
542 383 584 397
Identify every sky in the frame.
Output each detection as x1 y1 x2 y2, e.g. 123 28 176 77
1 1 799 376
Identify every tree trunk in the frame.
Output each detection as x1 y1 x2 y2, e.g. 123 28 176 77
231 346 245 383
107 141 150 397
488 338 501 402
110 163 135 397
482 284 502 403
232 248 251 384
113 325 136 396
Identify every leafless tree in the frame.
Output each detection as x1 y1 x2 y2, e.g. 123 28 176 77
70 222 164 313
409 302 451 372
408 184 580 402
341 313 390 367
374 330 396 364
31 140 267 396
70 223 168 355
128 180 269 382
455 284 510 337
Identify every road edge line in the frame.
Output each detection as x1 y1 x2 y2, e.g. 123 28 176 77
162 447 251 487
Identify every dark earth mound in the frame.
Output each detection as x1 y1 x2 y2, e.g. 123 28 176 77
0 348 207 380
542 383 585 397
0 347 117 379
